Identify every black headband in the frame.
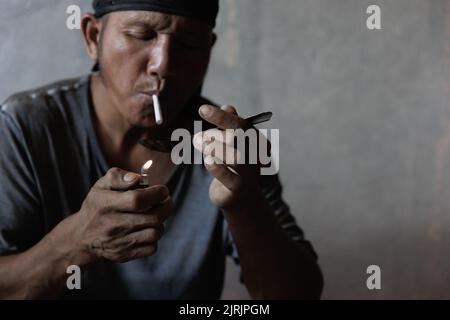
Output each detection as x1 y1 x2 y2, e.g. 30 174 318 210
93 0 219 28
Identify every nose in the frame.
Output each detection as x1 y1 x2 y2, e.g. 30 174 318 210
147 34 174 83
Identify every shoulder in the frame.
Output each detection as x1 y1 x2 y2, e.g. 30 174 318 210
0 76 88 128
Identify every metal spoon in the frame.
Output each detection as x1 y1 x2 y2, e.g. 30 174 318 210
139 111 272 153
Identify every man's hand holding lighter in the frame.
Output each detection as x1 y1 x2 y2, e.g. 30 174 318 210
53 168 172 267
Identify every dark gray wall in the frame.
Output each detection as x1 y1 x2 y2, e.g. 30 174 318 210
2 0 450 299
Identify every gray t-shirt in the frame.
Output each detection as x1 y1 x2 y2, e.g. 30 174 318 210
0 75 316 299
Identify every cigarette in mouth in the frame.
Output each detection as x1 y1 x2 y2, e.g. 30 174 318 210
152 94 163 125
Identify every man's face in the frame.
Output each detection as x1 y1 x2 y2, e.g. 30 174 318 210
96 11 214 129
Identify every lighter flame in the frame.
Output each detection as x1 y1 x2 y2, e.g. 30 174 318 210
141 160 153 175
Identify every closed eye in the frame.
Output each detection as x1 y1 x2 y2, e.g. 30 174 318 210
125 30 157 41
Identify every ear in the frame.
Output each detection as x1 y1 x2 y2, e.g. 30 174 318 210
81 13 103 62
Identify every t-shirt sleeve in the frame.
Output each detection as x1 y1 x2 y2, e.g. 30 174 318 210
0 108 43 255
224 174 318 264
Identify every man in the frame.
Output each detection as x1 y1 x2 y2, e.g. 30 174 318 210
0 0 323 299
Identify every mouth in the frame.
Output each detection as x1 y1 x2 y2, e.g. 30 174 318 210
139 90 159 97
140 89 161 95
138 91 160 106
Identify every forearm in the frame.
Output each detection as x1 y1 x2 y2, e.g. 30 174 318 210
0 214 91 299
222 191 323 300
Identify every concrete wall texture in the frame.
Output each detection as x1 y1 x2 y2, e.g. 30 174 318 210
1 0 450 299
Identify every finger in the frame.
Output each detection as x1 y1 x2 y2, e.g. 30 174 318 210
192 130 229 157
193 126 265 152
203 142 261 180
193 129 237 149
221 104 238 115
87 189 134 215
107 197 172 233
109 243 158 263
138 197 173 223
124 226 165 245
198 105 247 130
115 185 170 212
204 155 242 192
194 129 269 169
103 226 164 251
203 141 243 169
94 167 141 191
193 135 244 171
153 197 173 220
123 243 158 262
108 209 168 234
192 130 238 165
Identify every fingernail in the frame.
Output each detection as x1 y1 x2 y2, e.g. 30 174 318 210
200 105 212 117
124 173 138 182
221 105 237 114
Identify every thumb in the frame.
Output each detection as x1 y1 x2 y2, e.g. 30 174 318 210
94 167 141 191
